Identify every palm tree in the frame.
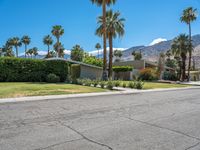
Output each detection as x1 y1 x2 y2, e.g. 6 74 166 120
2 42 14 57
91 0 116 80
9 37 22 57
180 7 197 81
171 34 190 81
21 36 31 58
53 42 65 58
43 35 53 58
95 43 101 58
51 25 64 57
32 47 38 58
96 10 125 79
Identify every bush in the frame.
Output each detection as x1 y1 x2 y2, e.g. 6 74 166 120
0 57 68 82
100 81 106 88
113 66 133 73
107 81 114 90
46 74 60 83
128 82 135 89
163 71 177 81
139 68 158 81
71 64 81 83
92 80 99 87
114 80 120 87
122 82 127 88
135 81 144 89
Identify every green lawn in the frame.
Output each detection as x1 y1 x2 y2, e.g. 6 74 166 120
0 82 107 98
143 82 190 89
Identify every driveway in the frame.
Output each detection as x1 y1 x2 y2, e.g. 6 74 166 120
0 88 200 150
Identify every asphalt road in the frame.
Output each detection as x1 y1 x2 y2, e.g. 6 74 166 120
0 88 200 150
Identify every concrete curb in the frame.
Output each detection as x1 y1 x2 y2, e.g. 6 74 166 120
0 86 199 104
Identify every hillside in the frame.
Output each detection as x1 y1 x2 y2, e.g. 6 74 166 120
122 34 200 62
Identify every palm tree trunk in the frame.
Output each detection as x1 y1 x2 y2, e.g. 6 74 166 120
16 46 18 58
57 37 60 58
25 44 27 58
102 0 108 80
108 34 113 79
182 56 186 81
48 45 50 58
187 22 192 81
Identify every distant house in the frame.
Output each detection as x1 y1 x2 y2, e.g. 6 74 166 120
113 60 175 80
46 58 103 80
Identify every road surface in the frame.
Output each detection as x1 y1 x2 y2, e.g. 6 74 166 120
0 88 200 150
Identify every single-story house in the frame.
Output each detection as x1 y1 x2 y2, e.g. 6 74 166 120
113 60 175 80
46 58 103 80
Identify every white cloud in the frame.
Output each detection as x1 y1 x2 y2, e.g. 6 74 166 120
149 38 167 46
64 50 71 55
38 51 47 55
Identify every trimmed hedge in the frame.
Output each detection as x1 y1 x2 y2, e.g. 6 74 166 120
0 57 68 82
113 66 133 73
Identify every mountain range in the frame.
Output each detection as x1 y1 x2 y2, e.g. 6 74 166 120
121 34 200 62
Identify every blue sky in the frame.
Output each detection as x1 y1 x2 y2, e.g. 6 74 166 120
0 0 200 54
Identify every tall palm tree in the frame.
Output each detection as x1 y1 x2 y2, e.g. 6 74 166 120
21 36 31 58
171 34 190 81
43 35 53 58
51 25 64 57
95 43 101 58
10 37 22 57
180 7 197 81
96 10 125 79
26 49 33 58
91 0 116 80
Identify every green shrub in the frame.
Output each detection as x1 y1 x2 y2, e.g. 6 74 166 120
107 81 114 90
0 57 68 82
122 82 127 88
71 64 81 83
84 79 92 86
100 81 105 88
139 68 158 81
46 74 60 83
135 81 144 89
114 80 120 87
163 71 177 81
113 66 133 73
128 82 135 89
92 80 99 87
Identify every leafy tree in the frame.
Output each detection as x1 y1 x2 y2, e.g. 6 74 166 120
9 37 22 58
21 35 31 58
70 45 84 61
83 55 103 67
171 34 190 81
95 43 101 58
51 25 64 57
114 50 122 62
96 10 125 79
132 51 142 60
43 35 53 58
180 7 197 81
91 0 116 80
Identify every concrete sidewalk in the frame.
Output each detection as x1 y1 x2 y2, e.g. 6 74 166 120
0 86 199 104
181 81 200 86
